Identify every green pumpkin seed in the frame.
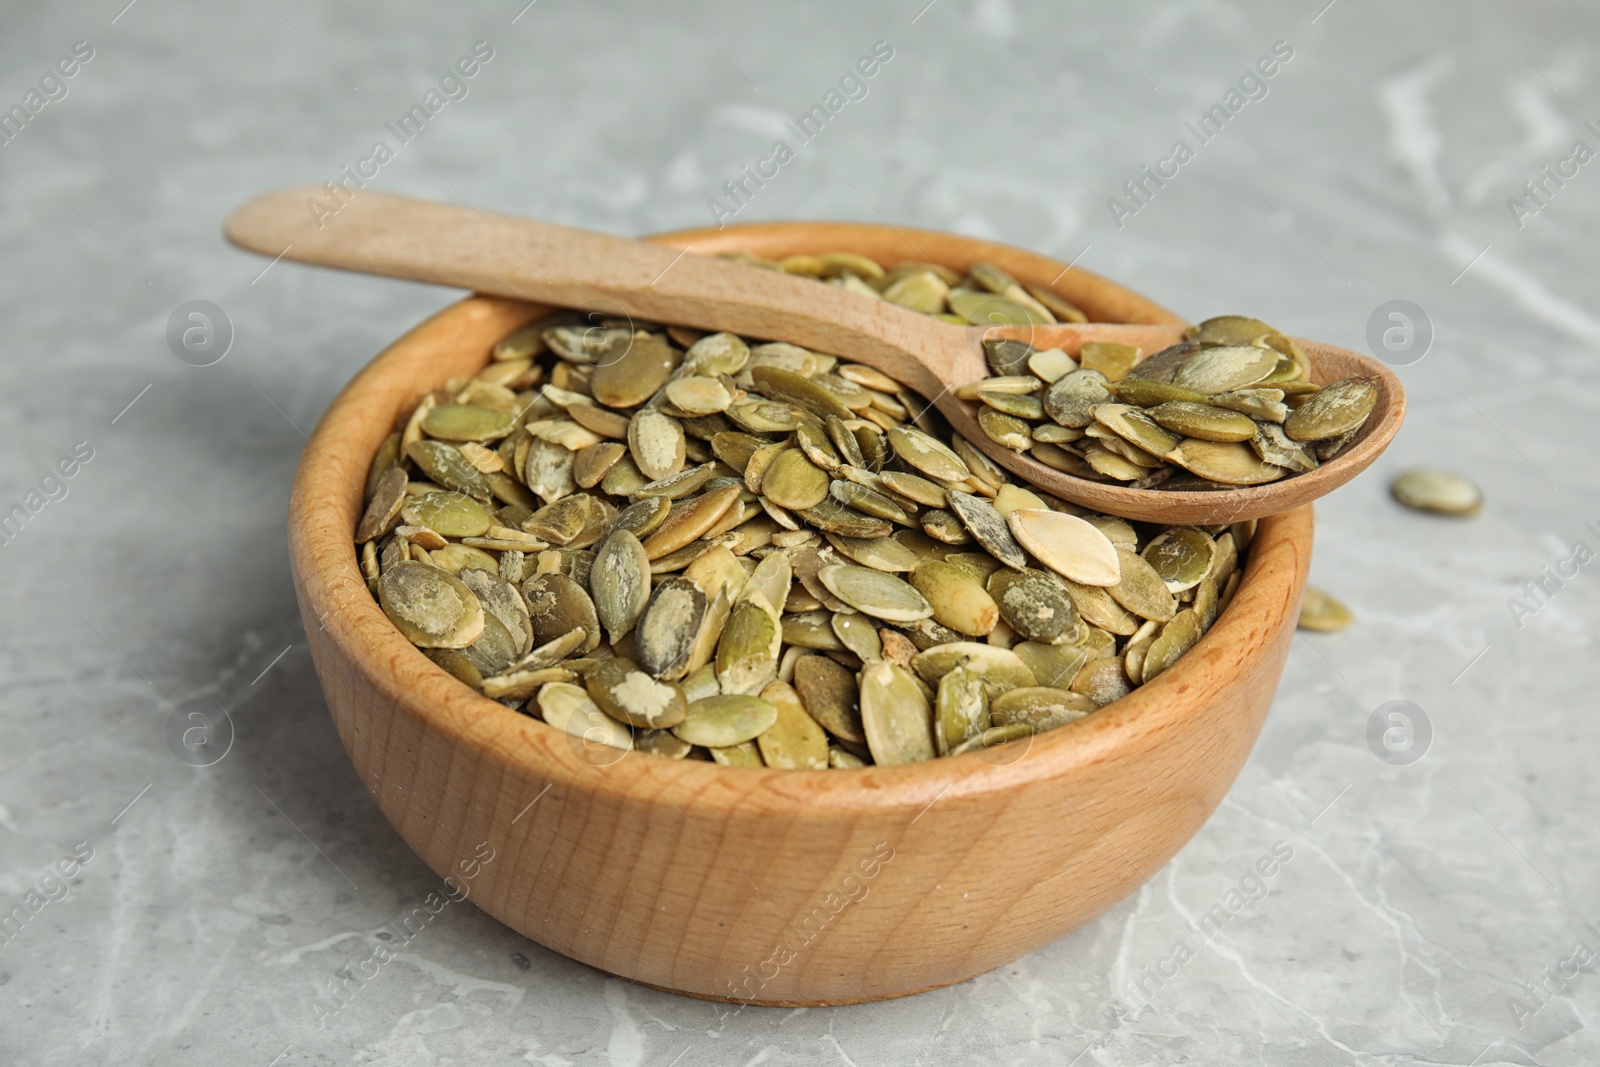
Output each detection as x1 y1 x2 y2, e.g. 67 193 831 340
944 490 1027 569
818 564 932 623
1106 548 1177 621
978 408 1032 450
1043 369 1111 428
830 612 882 662
591 331 679 409
910 642 1036 689
716 591 783 696
1145 401 1258 443
793 654 864 742
888 426 970 482
990 687 1095 731
522 571 601 654
357 467 409 543
400 492 494 538
987 568 1083 643
1171 345 1280 395
859 660 937 765
590 529 651 644
422 403 516 442
586 656 687 728
1284 377 1378 442
635 577 707 679
1389 467 1483 516
1140 527 1214 593
935 666 991 755
1077 342 1140 382
1141 609 1202 680
379 561 485 649
755 681 829 769
910 560 1000 636
407 440 494 500
761 448 831 510
1070 656 1133 706
672 693 778 747
1298 587 1354 632
1012 640 1093 690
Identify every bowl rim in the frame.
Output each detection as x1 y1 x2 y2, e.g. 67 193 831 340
289 220 1312 819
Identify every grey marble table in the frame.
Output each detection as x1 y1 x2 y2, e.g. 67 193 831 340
2 1 1597 1064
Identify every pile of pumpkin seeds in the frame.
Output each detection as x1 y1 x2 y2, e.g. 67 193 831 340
959 315 1379 490
723 250 1091 327
355 296 1256 770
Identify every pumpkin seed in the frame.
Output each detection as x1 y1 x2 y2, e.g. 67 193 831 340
357 467 409 543
1298 587 1354 632
716 590 783 696
859 660 937 765
591 331 679 408
945 490 1027 569
590 529 651 644
910 560 1000 636
1284 377 1378 442
672 694 778 747
793 654 865 742
1141 527 1214 593
935 666 991 755
522 572 602 654
379 561 485 649
1141 609 1202 680
586 656 687 728
761 448 830 510
422 403 516 442
1171 345 1280 395
990 687 1095 731
401 492 494 538
1006 508 1120 586
888 426 970 482
1390 468 1482 516
755 681 829 769
635 577 706 679
1166 440 1286 486
1107 548 1178 622
911 642 1036 689
987 568 1083 643
628 408 686 481
1146 401 1257 443
1077 342 1140 382
1043 369 1111 428
540 682 634 750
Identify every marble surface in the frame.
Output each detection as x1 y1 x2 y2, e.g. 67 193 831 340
2 1 1597 1063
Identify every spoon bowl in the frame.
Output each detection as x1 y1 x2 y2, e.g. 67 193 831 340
227 188 1403 524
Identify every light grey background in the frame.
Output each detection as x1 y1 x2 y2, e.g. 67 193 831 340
2 1 1597 1064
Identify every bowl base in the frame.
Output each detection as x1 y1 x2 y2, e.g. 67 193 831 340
622 964 996 1007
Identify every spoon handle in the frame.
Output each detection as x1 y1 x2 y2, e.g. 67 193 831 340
226 187 984 397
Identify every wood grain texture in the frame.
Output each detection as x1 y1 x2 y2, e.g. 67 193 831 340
288 224 1313 1004
234 188 1401 524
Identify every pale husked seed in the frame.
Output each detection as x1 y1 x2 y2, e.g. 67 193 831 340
358 260 1261 767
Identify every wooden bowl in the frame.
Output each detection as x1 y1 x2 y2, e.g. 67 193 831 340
289 222 1313 1005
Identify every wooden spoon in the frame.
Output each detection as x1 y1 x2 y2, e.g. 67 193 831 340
225 187 1404 524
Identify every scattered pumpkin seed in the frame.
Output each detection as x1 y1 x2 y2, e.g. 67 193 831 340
1298 587 1354 632
1390 468 1483 517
